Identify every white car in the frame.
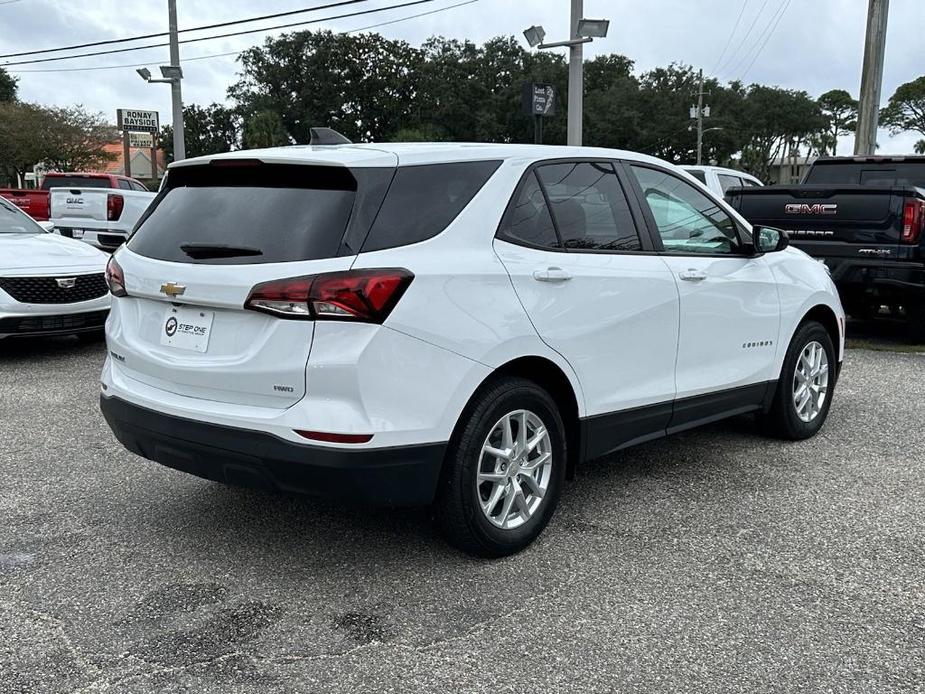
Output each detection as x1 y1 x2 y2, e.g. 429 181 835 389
100 143 844 556
681 165 763 197
0 196 111 340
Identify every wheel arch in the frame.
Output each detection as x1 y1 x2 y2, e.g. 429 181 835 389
800 303 841 358
449 355 582 480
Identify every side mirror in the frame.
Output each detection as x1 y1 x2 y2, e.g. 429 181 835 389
752 225 789 253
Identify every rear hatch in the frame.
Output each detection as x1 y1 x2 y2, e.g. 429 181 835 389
728 185 903 262
109 160 391 408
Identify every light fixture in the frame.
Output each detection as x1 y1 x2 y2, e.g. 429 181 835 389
135 67 152 81
523 25 546 48
577 18 609 38
159 65 183 80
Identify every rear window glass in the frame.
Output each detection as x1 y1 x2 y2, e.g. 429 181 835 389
127 164 358 265
43 176 111 189
804 162 925 188
361 161 501 252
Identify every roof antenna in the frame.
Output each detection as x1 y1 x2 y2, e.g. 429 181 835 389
309 127 352 145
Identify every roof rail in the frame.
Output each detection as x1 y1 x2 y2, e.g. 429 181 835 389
309 127 352 146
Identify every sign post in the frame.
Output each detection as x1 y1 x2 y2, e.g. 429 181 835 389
117 109 160 180
521 83 557 145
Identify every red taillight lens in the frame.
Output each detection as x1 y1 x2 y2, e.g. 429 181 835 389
902 199 924 244
107 193 124 221
244 268 413 323
294 430 373 444
105 256 127 297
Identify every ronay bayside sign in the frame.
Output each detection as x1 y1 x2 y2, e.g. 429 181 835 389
117 109 159 134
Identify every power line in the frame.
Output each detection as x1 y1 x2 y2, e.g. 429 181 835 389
6 0 478 74
737 0 793 82
0 0 369 59
1 0 442 67
714 0 771 76
725 0 787 77
709 0 749 75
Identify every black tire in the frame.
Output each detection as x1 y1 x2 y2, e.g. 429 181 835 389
907 304 925 345
434 376 567 558
76 329 105 344
759 320 837 440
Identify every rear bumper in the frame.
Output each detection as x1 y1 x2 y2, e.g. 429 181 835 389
56 227 128 251
100 394 447 507
824 258 925 296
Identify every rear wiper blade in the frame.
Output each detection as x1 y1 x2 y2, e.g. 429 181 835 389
179 243 263 259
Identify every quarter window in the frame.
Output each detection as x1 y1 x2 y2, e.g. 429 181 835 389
630 165 741 255
536 162 641 251
497 171 559 249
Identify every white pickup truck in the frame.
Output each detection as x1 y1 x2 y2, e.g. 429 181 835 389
50 183 156 251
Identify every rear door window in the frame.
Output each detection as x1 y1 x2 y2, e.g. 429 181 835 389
118 180 133 190
536 162 642 251
717 174 743 193
360 160 501 252
127 164 359 264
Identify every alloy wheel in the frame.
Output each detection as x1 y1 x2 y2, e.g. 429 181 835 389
792 340 829 423
476 409 553 530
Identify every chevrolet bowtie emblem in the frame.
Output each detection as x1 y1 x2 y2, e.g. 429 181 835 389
160 282 186 297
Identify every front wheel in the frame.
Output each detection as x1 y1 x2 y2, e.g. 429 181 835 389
434 377 566 558
759 320 837 440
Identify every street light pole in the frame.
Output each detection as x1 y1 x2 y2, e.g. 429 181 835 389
167 0 186 161
696 69 704 165
855 0 890 155
567 0 583 146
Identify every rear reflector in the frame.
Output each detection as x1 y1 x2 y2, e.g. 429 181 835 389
902 199 924 244
295 430 373 444
245 268 413 323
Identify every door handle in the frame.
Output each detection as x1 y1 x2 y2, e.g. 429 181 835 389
679 268 707 281
533 267 572 282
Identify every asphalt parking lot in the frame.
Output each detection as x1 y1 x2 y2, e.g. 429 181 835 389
1 336 923 693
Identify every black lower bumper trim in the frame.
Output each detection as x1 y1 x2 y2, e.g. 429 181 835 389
100 395 447 507
0 309 108 337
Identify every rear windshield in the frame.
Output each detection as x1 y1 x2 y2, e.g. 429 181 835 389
804 162 925 188
127 164 358 265
42 176 111 189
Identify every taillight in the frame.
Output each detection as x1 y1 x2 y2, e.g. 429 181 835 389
107 193 124 221
105 256 127 297
902 199 924 244
244 268 413 323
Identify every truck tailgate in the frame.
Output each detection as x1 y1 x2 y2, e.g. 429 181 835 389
49 187 109 224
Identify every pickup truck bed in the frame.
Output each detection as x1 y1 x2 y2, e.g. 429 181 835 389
727 156 925 338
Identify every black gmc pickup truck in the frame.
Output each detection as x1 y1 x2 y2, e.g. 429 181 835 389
727 156 925 339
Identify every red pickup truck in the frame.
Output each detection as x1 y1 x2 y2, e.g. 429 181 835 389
0 172 149 221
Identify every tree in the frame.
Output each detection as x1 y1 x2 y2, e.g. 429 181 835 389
0 103 116 184
160 103 240 162
915 140 925 155
0 67 17 102
880 76 925 139
816 89 857 155
242 110 288 148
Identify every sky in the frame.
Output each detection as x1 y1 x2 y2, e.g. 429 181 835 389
1 0 922 154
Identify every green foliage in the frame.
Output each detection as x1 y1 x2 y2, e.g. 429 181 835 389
242 110 289 149
817 89 857 155
880 76 925 138
160 103 240 163
0 67 17 102
915 140 925 155
0 102 116 184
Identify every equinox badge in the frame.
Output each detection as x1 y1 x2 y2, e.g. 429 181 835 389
160 282 186 297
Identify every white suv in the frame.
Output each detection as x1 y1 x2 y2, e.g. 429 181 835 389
100 143 844 557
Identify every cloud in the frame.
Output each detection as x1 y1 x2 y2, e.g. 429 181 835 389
2 0 922 153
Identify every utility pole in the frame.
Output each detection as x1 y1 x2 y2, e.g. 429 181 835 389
167 0 186 161
855 0 890 155
567 0 583 146
691 70 711 165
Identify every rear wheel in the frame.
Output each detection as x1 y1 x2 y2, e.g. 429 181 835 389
907 303 925 344
434 377 566 558
759 320 836 440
